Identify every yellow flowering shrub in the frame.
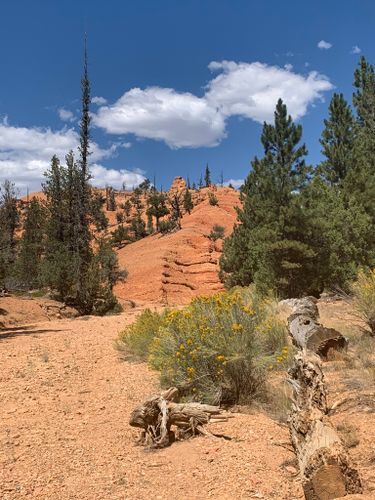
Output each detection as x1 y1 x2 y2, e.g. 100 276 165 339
351 268 375 335
117 308 166 360
149 285 288 405
118 286 289 404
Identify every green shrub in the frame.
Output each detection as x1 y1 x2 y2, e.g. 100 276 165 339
117 309 166 360
208 224 225 241
159 219 179 234
350 268 375 336
117 287 288 405
208 192 218 206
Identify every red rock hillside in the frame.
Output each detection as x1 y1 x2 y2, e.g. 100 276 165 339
22 178 241 306
115 181 240 305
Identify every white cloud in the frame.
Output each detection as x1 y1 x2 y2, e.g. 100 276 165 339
284 63 293 71
350 45 361 54
206 61 333 123
90 164 145 189
318 40 332 50
94 61 333 148
58 108 75 122
0 119 143 193
94 87 226 148
92 96 108 105
224 179 244 189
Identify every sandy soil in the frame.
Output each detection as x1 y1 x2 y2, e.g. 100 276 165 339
1 309 303 500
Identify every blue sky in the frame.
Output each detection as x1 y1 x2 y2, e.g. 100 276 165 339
0 0 374 193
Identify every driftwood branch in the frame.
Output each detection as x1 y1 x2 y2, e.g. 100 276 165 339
288 297 347 359
129 387 231 448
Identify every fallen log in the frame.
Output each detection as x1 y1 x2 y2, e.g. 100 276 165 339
129 387 231 448
288 351 362 499
288 297 347 358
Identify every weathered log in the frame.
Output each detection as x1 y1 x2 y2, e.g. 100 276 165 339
288 351 362 499
288 297 347 358
129 387 231 448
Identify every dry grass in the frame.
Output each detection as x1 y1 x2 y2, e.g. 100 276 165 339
336 420 360 448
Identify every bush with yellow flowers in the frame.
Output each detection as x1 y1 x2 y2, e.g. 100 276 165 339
117 308 166 360
350 268 375 336
118 286 289 405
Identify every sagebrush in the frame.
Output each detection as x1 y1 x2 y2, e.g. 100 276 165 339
118 286 289 405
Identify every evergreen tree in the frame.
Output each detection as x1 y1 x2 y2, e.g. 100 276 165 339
318 93 355 185
111 224 129 248
346 56 375 220
42 156 76 300
91 191 108 231
204 164 211 187
146 211 154 234
122 199 132 218
353 55 375 129
139 178 151 192
183 189 193 214
16 198 45 289
116 211 124 224
106 186 116 211
131 215 146 240
169 192 183 228
220 99 313 297
0 180 19 288
146 191 169 231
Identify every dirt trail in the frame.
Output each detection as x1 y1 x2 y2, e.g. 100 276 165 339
1 311 303 499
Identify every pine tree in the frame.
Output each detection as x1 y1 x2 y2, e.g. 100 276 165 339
169 192 183 228
183 189 193 214
220 99 313 297
122 199 132 218
16 197 45 289
42 156 76 300
0 180 19 289
346 56 375 220
91 191 108 231
318 93 355 185
146 191 169 231
111 224 129 248
204 164 211 187
353 55 375 129
106 186 116 211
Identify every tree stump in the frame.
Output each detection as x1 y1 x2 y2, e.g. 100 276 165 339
288 297 347 358
288 351 362 499
129 387 231 448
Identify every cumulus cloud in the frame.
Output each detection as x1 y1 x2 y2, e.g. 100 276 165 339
318 40 332 50
284 63 293 71
58 108 75 122
92 96 108 105
205 61 333 123
93 61 333 148
0 119 143 193
350 45 361 54
90 164 145 189
94 87 226 148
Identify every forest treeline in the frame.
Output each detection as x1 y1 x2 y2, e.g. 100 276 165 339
220 56 375 298
1 56 375 308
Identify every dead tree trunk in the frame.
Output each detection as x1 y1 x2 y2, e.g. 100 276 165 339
288 352 362 499
288 297 347 359
129 387 231 448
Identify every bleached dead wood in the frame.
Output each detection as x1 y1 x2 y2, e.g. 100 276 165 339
288 297 347 358
129 387 231 448
288 351 362 499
